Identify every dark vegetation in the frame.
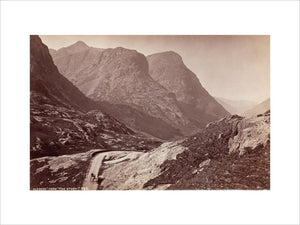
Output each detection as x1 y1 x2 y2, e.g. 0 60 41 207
30 154 91 190
30 101 161 159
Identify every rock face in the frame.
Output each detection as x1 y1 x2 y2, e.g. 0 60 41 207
51 45 198 138
30 36 161 159
30 36 93 111
228 110 270 155
147 51 230 127
96 141 187 190
242 98 270 117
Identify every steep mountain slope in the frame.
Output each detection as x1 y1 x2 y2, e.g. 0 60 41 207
147 51 230 127
30 36 161 159
98 101 182 140
51 44 198 137
242 98 270 117
31 36 93 111
215 97 257 115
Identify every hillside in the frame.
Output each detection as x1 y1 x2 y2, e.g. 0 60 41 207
215 97 257 115
243 98 270 117
31 112 270 190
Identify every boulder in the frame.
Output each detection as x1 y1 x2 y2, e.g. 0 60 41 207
228 114 270 156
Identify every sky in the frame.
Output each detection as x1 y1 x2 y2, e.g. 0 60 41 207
40 35 270 103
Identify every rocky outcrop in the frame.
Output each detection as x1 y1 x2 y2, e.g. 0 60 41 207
97 141 187 190
31 142 186 190
143 113 270 190
147 51 230 127
30 150 93 190
228 111 270 155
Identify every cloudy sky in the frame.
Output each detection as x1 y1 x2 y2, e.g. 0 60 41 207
40 35 270 103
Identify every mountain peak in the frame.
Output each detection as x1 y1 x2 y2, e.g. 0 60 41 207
63 40 89 53
73 40 88 47
147 50 230 125
108 46 139 55
148 51 183 64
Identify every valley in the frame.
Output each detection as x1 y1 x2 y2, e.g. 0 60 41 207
30 35 270 190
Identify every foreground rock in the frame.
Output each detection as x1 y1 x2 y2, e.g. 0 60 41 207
30 150 93 190
228 110 270 155
31 142 186 190
144 113 270 190
97 141 187 190
31 112 270 190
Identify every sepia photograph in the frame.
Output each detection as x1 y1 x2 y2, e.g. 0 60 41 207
30 35 270 190
1 0 299 224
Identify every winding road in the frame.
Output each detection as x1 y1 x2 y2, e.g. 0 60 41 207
81 142 185 190
82 150 141 190
82 153 107 190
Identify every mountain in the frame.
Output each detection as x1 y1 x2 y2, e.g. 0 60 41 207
98 101 182 140
30 36 93 111
31 37 270 191
215 97 257 115
147 51 230 127
242 98 270 117
30 36 161 159
50 44 199 138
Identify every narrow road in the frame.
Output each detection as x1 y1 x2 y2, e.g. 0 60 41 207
82 150 140 190
82 153 107 190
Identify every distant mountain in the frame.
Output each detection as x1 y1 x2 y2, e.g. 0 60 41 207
50 43 199 138
30 36 161 158
147 51 230 127
215 97 257 115
242 98 270 117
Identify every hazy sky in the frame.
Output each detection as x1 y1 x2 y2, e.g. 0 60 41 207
40 35 270 103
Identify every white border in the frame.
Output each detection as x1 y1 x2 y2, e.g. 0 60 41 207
1 1 299 224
